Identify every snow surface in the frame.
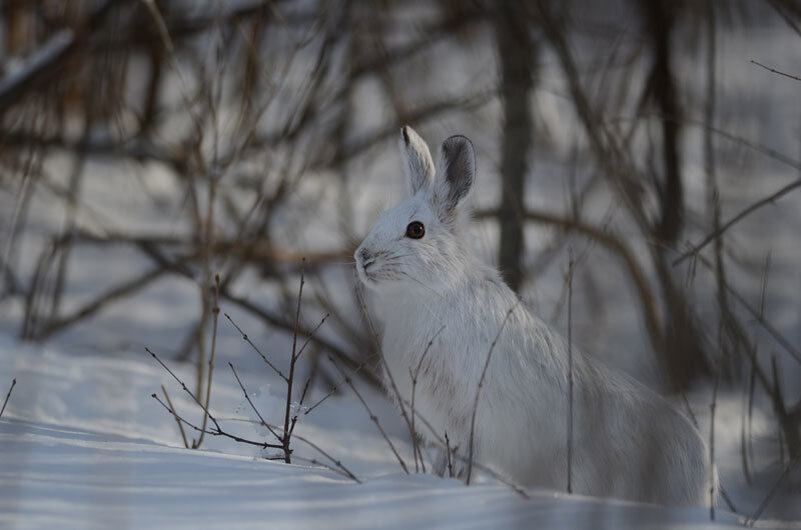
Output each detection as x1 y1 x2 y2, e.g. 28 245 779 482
0 338 798 529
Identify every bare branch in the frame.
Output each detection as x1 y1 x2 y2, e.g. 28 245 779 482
228 362 283 443
0 379 16 419
304 360 371 415
195 274 222 448
161 384 189 449
566 248 575 495
329 355 409 474
466 305 517 485
745 460 798 526
282 262 306 463
224 312 288 382
151 393 283 450
674 176 801 265
750 60 801 82
294 312 330 363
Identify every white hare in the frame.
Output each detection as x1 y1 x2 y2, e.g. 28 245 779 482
354 126 713 506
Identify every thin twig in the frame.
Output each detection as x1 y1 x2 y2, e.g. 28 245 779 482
141 0 206 136
0 378 16 419
228 362 282 443
288 429 361 483
287 377 311 439
758 252 772 320
293 455 355 481
693 253 801 366
744 460 797 526
466 305 516 485
218 410 361 483
674 175 801 265
146 347 230 442
329 355 409 474
405 396 528 499
566 248 575 495
750 59 801 82
409 325 445 473
282 261 305 463
294 312 330 363
744 348 758 485
147 347 201 403
444 431 454 478
354 281 419 464
195 274 221 448
474 208 664 361
710 349 720 521
161 384 189 448
151 393 283 450
304 360 369 414
153 361 359 483
223 291 373 385
683 390 737 514
225 312 289 382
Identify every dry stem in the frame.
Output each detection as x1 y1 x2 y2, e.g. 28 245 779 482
566 248 575 494
409 325 445 473
0 378 16 419
225 312 288 382
466 305 516 485
228 362 283 444
330 355 409 474
161 384 189 448
282 261 306 463
750 59 801 82
195 274 221 448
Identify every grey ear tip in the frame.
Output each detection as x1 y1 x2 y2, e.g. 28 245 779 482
401 125 410 145
442 134 474 151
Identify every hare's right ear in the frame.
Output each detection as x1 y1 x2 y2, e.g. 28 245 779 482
432 135 475 217
400 125 434 196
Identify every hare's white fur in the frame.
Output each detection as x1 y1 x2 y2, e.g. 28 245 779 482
355 126 713 506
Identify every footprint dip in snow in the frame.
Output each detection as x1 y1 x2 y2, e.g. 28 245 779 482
354 126 713 506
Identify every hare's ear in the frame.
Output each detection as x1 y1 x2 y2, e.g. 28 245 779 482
433 135 475 216
400 125 434 196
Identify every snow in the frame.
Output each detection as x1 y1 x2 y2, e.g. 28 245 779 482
0 338 797 529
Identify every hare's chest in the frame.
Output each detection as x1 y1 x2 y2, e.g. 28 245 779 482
381 315 479 411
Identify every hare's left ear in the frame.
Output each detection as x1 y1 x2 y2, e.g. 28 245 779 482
400 125 435 196
433 135 475 216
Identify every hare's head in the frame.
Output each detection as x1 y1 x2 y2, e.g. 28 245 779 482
355 126 476 294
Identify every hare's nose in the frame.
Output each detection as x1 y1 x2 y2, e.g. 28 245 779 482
358 248 371 262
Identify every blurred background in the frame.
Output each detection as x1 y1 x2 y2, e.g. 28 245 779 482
0 0 800 517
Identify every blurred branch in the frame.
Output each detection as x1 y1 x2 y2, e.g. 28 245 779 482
0 0 117 112
223 289 377 387
750 59 801 82
0 30 74 112
31 266 168 341
766 0 801 38
535 0 712 390
475 208 664 357
56 229 353 266
674 175 801 265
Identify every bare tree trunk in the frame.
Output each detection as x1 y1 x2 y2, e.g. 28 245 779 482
643 0 684 245
493 2 535 293
640 0 714 391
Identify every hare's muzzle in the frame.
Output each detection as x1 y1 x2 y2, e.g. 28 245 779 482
354 247 374 284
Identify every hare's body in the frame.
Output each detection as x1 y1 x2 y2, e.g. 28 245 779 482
355 127 712 506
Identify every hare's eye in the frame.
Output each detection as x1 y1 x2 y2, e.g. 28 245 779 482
406 221 425 239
